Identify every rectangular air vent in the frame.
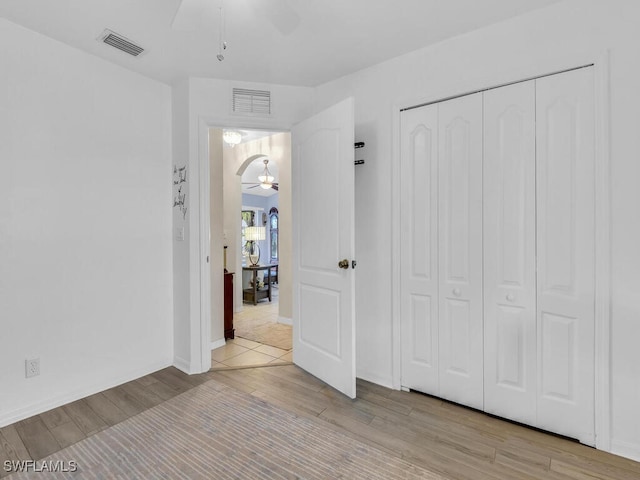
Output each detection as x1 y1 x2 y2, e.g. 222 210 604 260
99 29 145 57
232 88 271 115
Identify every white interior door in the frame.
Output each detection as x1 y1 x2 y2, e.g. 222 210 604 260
438 93 484 410
400 104 440 394
483 80 537 424
291 98 356 398
536 67 595 445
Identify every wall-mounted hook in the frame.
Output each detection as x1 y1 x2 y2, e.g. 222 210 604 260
355 141 365 165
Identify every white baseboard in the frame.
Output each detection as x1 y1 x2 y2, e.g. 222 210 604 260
278 316 292 326
172 355 192 374
611 439 640 462
0 358 172 429
174 342 225 375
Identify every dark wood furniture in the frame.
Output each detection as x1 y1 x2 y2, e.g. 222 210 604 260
224 271 234 339
269 265 278 284
242 264 277 305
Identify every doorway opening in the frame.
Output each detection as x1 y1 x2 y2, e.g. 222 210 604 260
210 128 293 370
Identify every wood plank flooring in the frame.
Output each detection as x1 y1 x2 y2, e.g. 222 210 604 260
0 368 211 478
1 365 639 480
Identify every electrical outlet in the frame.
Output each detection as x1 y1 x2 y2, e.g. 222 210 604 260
25 358 40 378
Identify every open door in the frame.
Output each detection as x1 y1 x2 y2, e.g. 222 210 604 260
291 98 356 398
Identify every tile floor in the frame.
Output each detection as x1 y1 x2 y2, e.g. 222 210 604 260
211 285 293 370
211 337 292 369
212 281 292 369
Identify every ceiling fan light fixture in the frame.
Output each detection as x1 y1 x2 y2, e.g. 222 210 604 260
258 174 274 183
258 158 274 188
223 130 242 146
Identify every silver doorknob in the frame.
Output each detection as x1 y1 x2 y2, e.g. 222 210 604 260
453 288 461 297
338 259 349 269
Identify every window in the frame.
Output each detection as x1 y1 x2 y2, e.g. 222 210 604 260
269 207 278 263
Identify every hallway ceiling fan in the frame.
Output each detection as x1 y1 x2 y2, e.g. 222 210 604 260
243 159 279 191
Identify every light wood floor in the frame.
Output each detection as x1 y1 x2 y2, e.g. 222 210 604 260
2 365 639 480
0 367 212 478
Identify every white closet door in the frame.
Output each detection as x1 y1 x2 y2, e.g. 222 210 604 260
536 67 595 445
400 105 439 393
483 81 537 424
438 93 484 410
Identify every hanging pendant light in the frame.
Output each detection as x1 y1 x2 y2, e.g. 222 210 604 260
258 159 275 189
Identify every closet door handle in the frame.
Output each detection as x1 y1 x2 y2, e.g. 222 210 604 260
506 293 515 302
452 288 462 297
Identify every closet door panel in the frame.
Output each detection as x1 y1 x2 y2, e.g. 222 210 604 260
400 105 440 393
483 81 537 424
536 67 595 445
438 93 483 410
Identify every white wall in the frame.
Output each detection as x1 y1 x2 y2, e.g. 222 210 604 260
172 78 312 372
0 19 173 426
222 136 242 308
209 130 224 344
172 79 192 371
313 0 640 460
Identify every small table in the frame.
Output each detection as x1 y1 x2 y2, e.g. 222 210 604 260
242 264 277 305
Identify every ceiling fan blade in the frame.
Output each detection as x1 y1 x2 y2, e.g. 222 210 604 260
248 0 300 36
246 184 260 189
271 184 279 191
171 0 216 31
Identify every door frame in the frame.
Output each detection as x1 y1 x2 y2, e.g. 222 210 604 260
196 116 292 373
391 52 612 451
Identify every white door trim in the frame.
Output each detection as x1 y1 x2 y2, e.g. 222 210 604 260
593 50 612 452
198 117 212 373
390 104 403 391
391 53 612 450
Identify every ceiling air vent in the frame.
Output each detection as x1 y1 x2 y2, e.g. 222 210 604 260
232 88 271 115
99 29 145 57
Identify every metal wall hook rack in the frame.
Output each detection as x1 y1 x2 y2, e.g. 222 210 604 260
354 142 365 165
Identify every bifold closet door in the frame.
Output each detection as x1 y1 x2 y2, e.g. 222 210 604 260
438 93 484 410
536 67 595 445
483 80 537 425
400 104 440 393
